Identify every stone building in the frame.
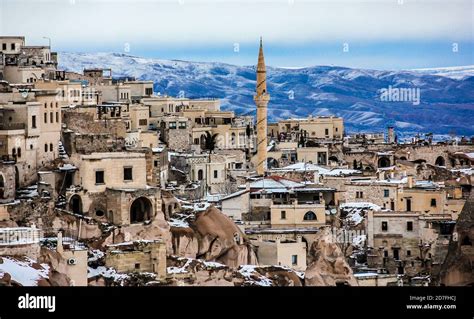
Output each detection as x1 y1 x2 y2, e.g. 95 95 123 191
275 116 344 142
105 240 166 279
252 235 307 271
65 152 162 226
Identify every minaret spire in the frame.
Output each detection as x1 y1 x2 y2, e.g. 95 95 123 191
254 37 270 176
256 37 267 97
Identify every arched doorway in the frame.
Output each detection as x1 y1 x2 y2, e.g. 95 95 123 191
399 156 407 161
130 197 153 223
378 157 391 168
435 156 446 167
69 195 83 215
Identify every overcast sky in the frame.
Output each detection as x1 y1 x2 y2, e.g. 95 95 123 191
0 0 473 69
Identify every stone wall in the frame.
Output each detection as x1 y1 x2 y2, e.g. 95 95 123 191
105 240 167 279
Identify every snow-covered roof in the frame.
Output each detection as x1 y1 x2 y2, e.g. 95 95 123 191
248 177 305 190
275 162 330 173
221 189 249 201
152 146 165 153
58 163 77 171
340 202 382 211
323 168 361 176
275 163 361 177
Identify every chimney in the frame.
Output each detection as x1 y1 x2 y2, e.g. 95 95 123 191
245 180 251 191
377 170 385 181
387 126 395 144
296 235 302 243
57 231 64 253
275 236 281 244
257 234 263 242
407 176 414 188
313 171 320 184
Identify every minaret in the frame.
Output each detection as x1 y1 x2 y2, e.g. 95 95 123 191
254 37 270 176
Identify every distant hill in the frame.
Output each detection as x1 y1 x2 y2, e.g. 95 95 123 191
59 52 474 136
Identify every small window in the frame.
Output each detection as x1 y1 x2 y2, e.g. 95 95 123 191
49 143 53 152
95 170 105 184
31 115 36 128
383 250 389 258
213 170 218 179
169 122 177 129
281 211 286 220
56 112 59 123
44 113 47 123
50 112 53 123
384 189 389 197
2 43 6 50
17 148 21 158
44 144 48 152
154 160 158 167
406 250 411 257
124 167 133 181
178 121 187 129
11 43 15 50
430 198 437 207
134 263 140 270
382 221 388 231
407 221 413 231
291 255 298 266
325 128 329 135
139 119 147 126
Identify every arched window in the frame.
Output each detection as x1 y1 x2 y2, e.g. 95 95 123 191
17 147 21 158
198 169 204 180
303 211 317 221
49 143 53 152
44 144 48 152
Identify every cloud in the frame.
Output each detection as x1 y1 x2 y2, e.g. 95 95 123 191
1 0 472 46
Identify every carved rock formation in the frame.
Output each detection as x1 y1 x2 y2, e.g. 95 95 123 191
170 206 258 268
439 195 474 286
305 228 358 286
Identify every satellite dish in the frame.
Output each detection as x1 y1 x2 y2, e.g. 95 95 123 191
21 91 28 99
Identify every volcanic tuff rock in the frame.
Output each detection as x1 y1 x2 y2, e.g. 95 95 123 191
170 206 258 268
439 195 474 286
305 228 358 286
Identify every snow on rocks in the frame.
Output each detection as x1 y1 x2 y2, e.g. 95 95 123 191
237 265 273 287
0 256 50 286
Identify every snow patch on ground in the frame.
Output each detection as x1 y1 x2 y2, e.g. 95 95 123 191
0 257 50 286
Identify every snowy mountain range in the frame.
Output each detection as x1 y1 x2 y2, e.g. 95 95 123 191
58 52 474 136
